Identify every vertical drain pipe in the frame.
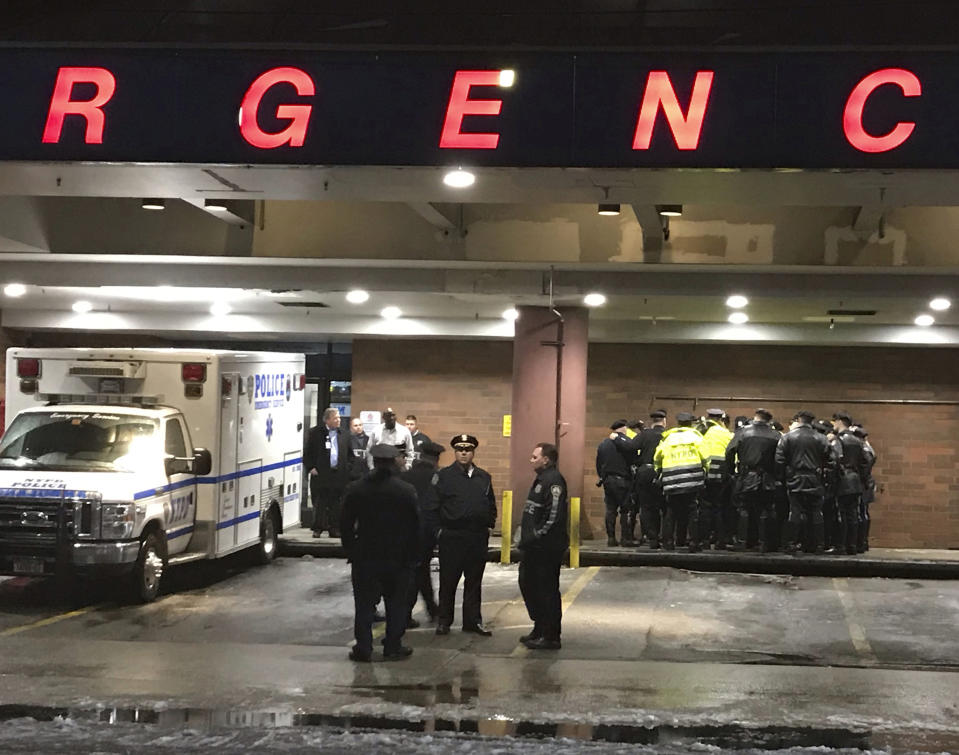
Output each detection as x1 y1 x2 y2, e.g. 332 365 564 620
542 267 565 451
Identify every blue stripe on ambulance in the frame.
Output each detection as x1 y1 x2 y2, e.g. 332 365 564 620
215 511 261 530
133 456 302 500
167 524 195 540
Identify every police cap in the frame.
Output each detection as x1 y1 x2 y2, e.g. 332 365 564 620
676 411 695 423
794 409 816 422
370 443 400 459
706 408 725 418
420 441 446 458
755 407 773 421
852 425 868 439
649 409 667 420
812 420 832 434
610 419 629 431
832 410 853 424
451 434 479 450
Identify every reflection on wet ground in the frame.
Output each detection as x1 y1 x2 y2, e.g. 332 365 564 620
2 702 958 752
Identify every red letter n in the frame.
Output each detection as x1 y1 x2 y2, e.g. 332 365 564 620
632 71 714 151
439 70 504 149
42 67 117 144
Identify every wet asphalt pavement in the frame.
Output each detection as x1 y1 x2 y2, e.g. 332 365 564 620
0 556 957 752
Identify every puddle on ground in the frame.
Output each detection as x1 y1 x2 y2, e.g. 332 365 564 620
0 702 956 752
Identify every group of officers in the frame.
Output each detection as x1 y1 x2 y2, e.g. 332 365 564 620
320 408 569 662
596 407 878 556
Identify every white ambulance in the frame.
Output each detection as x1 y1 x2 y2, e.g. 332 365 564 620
0 348 305 601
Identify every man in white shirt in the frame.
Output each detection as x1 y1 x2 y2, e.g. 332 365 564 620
367 407 415 470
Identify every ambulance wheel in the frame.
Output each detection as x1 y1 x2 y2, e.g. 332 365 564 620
255 508 279 565
130 531 165 603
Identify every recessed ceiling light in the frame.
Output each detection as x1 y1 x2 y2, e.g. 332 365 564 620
72 300 93 314
929 297 951 311
141 198 165 210
726 294 748 308
210 302 232 316
658 204 683 217
499 69 515 87
728 312 749 324
346 289 370 304
583 293 606 307
915 314 935 327
3 283 26 297
502 307 519 321
204 199 228 211
597 203 621 216
381 306 402 320
443 168 475 188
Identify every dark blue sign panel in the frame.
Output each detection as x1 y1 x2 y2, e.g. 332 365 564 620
0 48 956 168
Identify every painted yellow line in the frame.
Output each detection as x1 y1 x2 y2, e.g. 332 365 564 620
511 565 601 656
832 577 878 665
0 605 99 637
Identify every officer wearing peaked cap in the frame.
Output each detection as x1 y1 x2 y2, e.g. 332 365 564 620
725 408 781 551
654 412 708 551
775 410 831 554
831 412 869 555
700 408 734 550
431 433 497 636
613 409 668 549
596 420 634 546
402 440 446 626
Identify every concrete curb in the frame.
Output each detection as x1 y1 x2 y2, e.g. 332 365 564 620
278 537 959 579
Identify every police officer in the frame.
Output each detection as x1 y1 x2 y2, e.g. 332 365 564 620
618 409 668 549
402 440 445 626
832 412 869 555
853 426 877 552
431 434 497 637
725 408 781 552
654 412 707 551
776 410 831 554
348 417 369 481
596 419 634 546
405 414 433 460
699 408 733 550
518 442 568 650
340 443 420 662
813 419 843 551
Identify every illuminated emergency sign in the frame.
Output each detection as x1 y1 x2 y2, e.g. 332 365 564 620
0 49 951 168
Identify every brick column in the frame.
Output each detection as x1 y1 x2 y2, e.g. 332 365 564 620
508 306 588 534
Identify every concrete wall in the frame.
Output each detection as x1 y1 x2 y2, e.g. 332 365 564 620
352 337 959 548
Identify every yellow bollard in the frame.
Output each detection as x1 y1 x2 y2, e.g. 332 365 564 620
500 490 513 564
568 496 580 568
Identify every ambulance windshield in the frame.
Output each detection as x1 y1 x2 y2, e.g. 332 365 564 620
0 411 158 473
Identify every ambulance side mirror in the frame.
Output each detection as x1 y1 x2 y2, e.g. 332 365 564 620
193 448 212 476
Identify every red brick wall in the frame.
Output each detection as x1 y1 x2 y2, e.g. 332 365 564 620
354 339 959 548
585 344 959 548
351 339 514 533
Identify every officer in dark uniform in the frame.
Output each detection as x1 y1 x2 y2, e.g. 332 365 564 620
725 408 781 551
832 411 869 555
776 410 831 553
813 419 843 550
402 440 445 625
596 419 634 546
853 425 877 552
617 409 668 549
340 443 420 662
518 442 568 650
431 434 497 637
348 416 369 481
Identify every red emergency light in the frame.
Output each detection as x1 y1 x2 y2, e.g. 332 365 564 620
16 358 40 378
181 363 207 383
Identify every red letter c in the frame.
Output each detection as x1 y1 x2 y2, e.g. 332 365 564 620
843 68 921 153
239 67 315 149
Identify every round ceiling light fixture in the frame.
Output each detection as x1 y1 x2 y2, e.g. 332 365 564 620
381 306 402 320
72 300 93 314
502 307 519 321
3 283 26 297
346 289 370 304
583 293 607 307
728 311 749 324
443 168 475 188
915 314 935 327
929 297 951 311
726 294 748 308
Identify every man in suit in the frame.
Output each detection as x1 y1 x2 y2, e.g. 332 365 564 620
306 407 351 538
